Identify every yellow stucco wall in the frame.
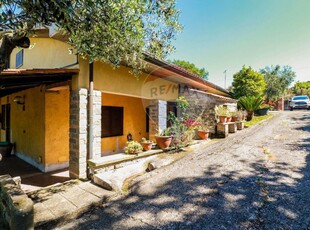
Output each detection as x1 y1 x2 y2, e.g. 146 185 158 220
76 59 179 101
0 86 70 171
101 93 149 154
45 88 70 166
71 58 89 91
10 38 77 69
7 87 45 166
13 39 179 101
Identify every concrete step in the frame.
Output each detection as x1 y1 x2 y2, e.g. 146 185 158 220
88 150 163 173
93 153 177 192
91 140 206 192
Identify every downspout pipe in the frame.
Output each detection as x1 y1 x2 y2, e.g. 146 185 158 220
87 62 94 178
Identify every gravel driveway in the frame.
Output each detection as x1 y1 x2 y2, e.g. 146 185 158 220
59 111 310 230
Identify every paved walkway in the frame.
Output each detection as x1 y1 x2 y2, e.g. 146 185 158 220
0 155 70 192
29 179 114 227
56 111 310 229
0 155 115 227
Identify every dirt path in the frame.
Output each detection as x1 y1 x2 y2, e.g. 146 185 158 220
58 111 310 230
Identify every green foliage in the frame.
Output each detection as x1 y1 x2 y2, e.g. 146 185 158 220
141 137 153 143
235 110 246 121
245 114 273 127
214 105 230 116
158 127 173 137
0 0 181 74
195 116 210 131
238 96 263 113
162 96 212 147
170 59 209 80
176 96 189 110
124 141 143 154
293 81 310 97
166 97 198 148
260 65 296 101
232 66 266 99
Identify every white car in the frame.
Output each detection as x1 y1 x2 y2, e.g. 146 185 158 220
289 95 310 110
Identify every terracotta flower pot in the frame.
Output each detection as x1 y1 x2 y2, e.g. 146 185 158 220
231 116 237 122
141 142 153 151
218 115 227 123
198 130 209 140
0 142 13 157
226 117 232 122
155 136 172 149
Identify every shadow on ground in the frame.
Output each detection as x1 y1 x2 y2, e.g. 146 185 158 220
51 113 310 229
0 155 70 192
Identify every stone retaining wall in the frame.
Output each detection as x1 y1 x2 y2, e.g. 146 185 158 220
179 86 221 133
179 85 237 134
0 175 34 230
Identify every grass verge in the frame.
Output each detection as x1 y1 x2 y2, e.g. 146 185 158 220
245 114 273 127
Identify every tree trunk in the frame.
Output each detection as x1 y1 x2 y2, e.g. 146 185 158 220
0 33 30 72
246 111 254 121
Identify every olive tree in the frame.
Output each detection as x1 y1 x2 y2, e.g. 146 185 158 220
170 59 209 80
0 0 182 72
260 65 296 102
293 81 310 97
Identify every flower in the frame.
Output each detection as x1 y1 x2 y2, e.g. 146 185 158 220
259 103 271 109
182 119 201 129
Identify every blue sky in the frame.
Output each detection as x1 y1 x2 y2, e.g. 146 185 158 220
169 0 310 88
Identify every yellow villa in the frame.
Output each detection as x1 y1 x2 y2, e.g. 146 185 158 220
0 28 235 179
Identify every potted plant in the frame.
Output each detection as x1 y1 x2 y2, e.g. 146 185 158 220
124 141 143 154
235 110 246 121
155 128 173 149
238 96 263 121
255 104 270 116
140 138 153 151
226 111 232 123
181 118 200 142
230 111 238 122
0 142 13 157
195 116 210 140
215 105 230 123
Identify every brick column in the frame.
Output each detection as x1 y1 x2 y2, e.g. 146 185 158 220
277 97 284 111
90 90 102 159
69 88 88 179
149 100 167 141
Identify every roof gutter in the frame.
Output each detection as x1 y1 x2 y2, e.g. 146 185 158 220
144 55 231 97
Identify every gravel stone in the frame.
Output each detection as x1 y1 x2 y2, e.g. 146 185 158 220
54 111 310 230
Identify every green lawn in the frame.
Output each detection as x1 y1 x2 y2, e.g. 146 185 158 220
245 114 273 127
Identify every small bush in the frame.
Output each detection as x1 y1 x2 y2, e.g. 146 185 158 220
124 141 143 154
238 96 263 121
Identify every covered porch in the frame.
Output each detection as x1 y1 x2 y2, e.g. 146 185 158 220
0 68 78 191
0 155 69 192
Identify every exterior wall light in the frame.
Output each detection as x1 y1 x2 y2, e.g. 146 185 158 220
13 96 25 105
127 133 133 141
